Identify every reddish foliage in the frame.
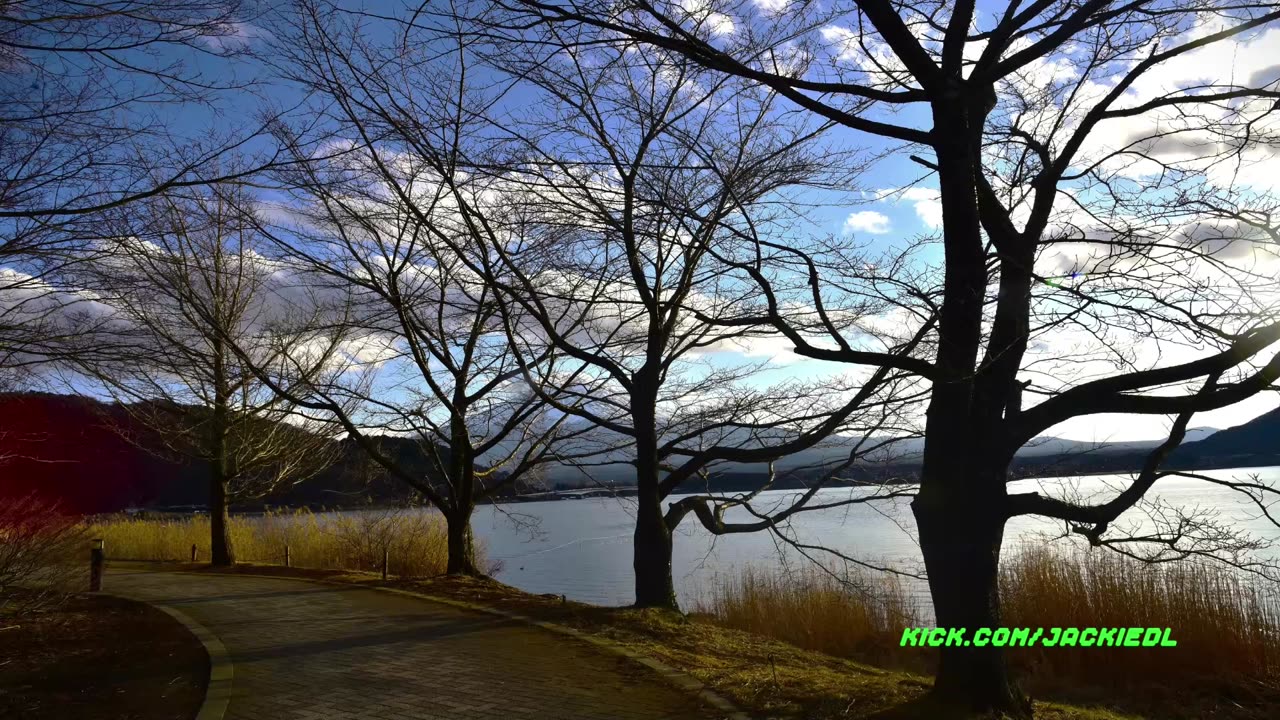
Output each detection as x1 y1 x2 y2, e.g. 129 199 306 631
0 394 170 514
0 491 78 535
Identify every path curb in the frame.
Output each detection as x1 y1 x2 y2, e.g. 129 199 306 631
126 564 749 720
105 591 233 720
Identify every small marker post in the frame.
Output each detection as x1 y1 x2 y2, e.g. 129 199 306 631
89 539 105 592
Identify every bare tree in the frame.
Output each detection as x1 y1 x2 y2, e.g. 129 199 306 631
75 183 338 566
475 40 932 610
463 1 1280 714
273 1 929 608
1 1 285 380
1 0 277 222
224 3 606 575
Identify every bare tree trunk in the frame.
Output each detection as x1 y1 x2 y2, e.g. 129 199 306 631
633 477 677 610
209 334 235 567
209 471 236 566
910 95 1028 715
444 507 479 576
913 469 1029 718
631 384 677 609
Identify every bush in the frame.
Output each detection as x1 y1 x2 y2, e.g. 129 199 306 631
0 493 89 617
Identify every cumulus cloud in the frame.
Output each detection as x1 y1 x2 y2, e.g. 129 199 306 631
843 210 891 235
872 187 942 230
818 25 915 89
1053 25 1280 190
752 0 792 16
679 0 735 37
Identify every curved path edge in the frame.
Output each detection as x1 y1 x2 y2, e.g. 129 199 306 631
102 591 234 720
374 584 751 720
129 564 750 720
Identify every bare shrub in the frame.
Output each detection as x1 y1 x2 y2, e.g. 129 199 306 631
0 493 89 617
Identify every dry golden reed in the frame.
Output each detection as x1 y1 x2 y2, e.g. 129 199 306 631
1000 546 1280 695
88 508 478 578
698 547 1279 700
695 564 923 668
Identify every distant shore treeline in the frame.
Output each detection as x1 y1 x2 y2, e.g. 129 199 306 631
2 392 1278 514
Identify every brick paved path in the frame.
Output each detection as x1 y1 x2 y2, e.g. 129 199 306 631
107 567 719 720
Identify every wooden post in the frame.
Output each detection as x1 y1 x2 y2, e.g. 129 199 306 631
382 548 389 580
285 544 291 568
191 544 197 562
89 539 105 592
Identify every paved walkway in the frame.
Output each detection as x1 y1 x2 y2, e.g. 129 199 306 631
106 567 720 720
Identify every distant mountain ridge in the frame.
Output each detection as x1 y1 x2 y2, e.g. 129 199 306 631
1177 407 1280 456
554 427 1223 485
1173 407 1280 464
0 393 525 513
3 392 1277 512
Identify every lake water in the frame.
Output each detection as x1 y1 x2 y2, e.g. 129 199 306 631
468 466 1280 609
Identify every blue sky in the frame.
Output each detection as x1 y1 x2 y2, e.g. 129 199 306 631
7 1 1279 445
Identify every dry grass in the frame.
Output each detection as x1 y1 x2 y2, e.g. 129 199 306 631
697 549 1280 718
695 564 924 669
87 508 480 577
1001 547 1280 710
0 590 207 720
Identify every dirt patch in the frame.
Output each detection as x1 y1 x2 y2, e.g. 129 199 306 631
0 590 208 720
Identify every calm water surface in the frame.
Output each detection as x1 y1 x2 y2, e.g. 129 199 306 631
468 466 1280 608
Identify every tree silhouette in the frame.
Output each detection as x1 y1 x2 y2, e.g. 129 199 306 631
466 1 1280 714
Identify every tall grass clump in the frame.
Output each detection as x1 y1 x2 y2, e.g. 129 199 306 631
698 547 1278 711
695 564 922 667
1001 546 1280 700
88 507 478 578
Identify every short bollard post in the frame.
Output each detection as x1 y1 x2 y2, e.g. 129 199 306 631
191 544 197 562
382 548 389 580
89 539 105 592
285 544 291 568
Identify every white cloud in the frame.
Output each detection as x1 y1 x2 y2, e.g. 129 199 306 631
679 0 735 37
901 188 943 229
716 334 805 364
1027 24 1280 192
843 210 891 235
707 13 735 36
873 187 943 230
818 25 917 90
751 0 791 16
